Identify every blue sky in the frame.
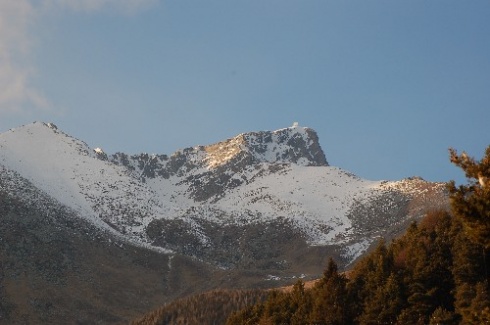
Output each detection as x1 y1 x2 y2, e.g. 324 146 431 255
1 0 489 184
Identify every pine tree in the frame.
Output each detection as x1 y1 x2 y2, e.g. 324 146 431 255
347 239 397 323
289 280 312 325
468 282 490 324
357 272 404 325
451 217 489 322
310 258 348 325
448 146 490 249
429 307 458 325
448 146 490 323
261 290 292 324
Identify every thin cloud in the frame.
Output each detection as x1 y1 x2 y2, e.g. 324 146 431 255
0 0 157 117
0 0 50 116
44 0 157 14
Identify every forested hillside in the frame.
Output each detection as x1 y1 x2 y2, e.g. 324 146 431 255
227 146 490 324
131 289 269 325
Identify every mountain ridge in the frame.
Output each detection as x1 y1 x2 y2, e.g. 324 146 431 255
107 123 328 180
0 121 450 323
0 121 448 262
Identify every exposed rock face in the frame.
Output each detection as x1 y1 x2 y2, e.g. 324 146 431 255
109 126 328 201
202 127 328 169
110 126 327 177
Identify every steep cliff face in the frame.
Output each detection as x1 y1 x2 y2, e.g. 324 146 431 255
110 126 327 176
202 126 328 169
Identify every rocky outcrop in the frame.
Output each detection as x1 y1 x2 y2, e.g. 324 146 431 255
109 126 328 201
109 126 327 180
203 126 328 169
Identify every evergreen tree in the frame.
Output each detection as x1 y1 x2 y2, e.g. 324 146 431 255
429 307 458 325
448 146 490 249
357 273 404 325
348 239 396 323
468 282 490 324
289 280 313 325
402 213 456 323
448 146 490 323
310 258 348 325
261 290 293 324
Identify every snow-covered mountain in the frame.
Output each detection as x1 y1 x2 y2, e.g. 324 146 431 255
0 122 448 274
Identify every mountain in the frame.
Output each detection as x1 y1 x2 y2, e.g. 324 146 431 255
0 122 448 323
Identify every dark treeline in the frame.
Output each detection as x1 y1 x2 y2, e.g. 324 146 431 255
227 147 490 325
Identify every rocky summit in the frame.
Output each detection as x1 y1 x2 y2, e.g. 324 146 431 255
110 125 327 201
0 121 449 323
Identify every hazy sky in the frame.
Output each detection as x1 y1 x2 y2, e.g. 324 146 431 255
1 0 489 184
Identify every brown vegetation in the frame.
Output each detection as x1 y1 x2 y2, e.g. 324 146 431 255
131 289 269 325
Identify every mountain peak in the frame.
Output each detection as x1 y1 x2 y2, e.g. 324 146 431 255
203 125 328 169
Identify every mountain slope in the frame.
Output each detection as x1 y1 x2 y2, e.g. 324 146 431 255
0 122 448 273
0 122 168 246
0 167 226 324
